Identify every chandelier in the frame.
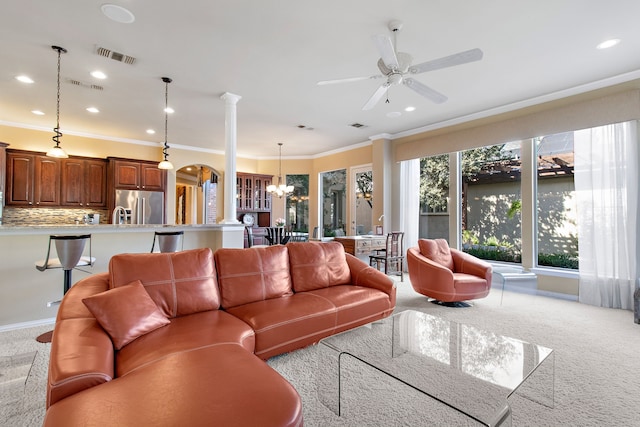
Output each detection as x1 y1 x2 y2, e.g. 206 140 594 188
157 77 174 170
266 143 294 198
46 46 69 159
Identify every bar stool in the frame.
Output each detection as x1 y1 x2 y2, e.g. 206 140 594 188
35 234 95 343
35 234 95 298
151 231 184 253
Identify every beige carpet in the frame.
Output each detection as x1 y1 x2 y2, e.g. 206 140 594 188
2 278 639 426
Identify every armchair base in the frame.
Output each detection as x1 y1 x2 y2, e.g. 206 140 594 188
430 299 472 308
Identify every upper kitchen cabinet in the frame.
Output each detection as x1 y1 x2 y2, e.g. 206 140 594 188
60 158 107 208
6 149 60 206
110 158 166 192
0 142 8 205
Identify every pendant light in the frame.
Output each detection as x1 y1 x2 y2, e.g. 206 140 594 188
158 77 174 170
46 46 69 159
266 143 294 198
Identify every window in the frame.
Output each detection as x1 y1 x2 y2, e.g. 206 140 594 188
353 166 372 235
320 169 346 237
536 132 578 269
461 143 522 263
419 154 449 239
286 174 309 232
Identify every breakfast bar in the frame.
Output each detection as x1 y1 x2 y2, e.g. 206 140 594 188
0 223 244 329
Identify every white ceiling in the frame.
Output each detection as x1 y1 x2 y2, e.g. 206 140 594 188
2 0 640 159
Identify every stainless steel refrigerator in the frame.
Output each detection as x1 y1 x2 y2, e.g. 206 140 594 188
114 189 165 224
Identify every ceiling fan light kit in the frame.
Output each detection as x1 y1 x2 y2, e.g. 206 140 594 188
318 20 483 111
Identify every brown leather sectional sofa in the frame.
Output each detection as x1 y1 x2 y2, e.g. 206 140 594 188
43 241 396 426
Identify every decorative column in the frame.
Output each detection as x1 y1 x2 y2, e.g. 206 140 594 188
220 92 242 224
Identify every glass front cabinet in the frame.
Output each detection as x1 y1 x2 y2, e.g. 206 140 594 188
237 172 273 247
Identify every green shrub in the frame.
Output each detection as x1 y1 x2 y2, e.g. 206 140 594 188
463 247 521 263
538 253 579 269
462 230 479 245
483 236 500 247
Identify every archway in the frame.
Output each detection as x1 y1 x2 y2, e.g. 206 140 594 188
175 165 220 224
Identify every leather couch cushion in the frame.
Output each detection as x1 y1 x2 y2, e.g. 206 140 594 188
287 241 351 292
306 285 393 333
226 293 337 360
109 248 219 318
44 344 303 427
83 280 170 350
215 245 293 309
115 310 256 377
418 238 454 271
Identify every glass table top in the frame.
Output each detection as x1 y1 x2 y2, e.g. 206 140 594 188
318 310 554 426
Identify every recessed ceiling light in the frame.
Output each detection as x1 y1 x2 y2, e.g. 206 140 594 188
164 107 174 114
31 110 45 115
596 38 620 49
90 70 107 79
146 129 156 135
16 75 34 84
101 4 135 24
386 111 401 118
404 106 416 112
86 107 99 113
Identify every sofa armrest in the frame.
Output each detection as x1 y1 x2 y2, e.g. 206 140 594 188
47 318 115 408
345 254 396 308
57 273 110 321
451 248 492 282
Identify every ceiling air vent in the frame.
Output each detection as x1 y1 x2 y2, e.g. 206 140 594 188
66 78 104 91
349 123 366 128
96 46 136 65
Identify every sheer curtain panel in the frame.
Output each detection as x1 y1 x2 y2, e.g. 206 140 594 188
574 121 639 310
400 159 420 264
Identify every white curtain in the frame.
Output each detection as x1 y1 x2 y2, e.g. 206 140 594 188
400 159 420 263
574 121 639 309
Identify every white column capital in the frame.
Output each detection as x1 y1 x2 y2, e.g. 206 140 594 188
220 92 242 104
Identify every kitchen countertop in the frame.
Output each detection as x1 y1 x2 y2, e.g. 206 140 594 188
0 223 244 235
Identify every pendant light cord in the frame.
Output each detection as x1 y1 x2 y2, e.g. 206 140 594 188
162 77 172 160
52 46 66 148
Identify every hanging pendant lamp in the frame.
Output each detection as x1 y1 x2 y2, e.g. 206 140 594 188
46 46 69 159
158 77 174 170
266 143 294 198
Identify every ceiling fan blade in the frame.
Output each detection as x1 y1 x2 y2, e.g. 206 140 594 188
409 48 483 74
317 75 384 86
362 83 390 110
403 78 447 104
372 34 399 70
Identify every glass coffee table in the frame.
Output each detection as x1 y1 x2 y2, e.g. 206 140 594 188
317 310 553 426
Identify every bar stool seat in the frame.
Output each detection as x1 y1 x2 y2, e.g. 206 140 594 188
151 231 184 253
35 234 94 343
35 234 95 296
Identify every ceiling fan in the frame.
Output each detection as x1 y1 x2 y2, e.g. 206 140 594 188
317 20 483 110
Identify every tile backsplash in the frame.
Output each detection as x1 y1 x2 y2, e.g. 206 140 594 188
2 207 109 226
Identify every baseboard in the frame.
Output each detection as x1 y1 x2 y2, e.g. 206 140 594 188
0 317 55 333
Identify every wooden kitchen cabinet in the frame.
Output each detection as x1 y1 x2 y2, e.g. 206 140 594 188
111 158 166 191
61 158 107 208
0 142 8 206
6 150 60 206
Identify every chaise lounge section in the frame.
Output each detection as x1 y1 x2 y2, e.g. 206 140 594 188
44 241 396 426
